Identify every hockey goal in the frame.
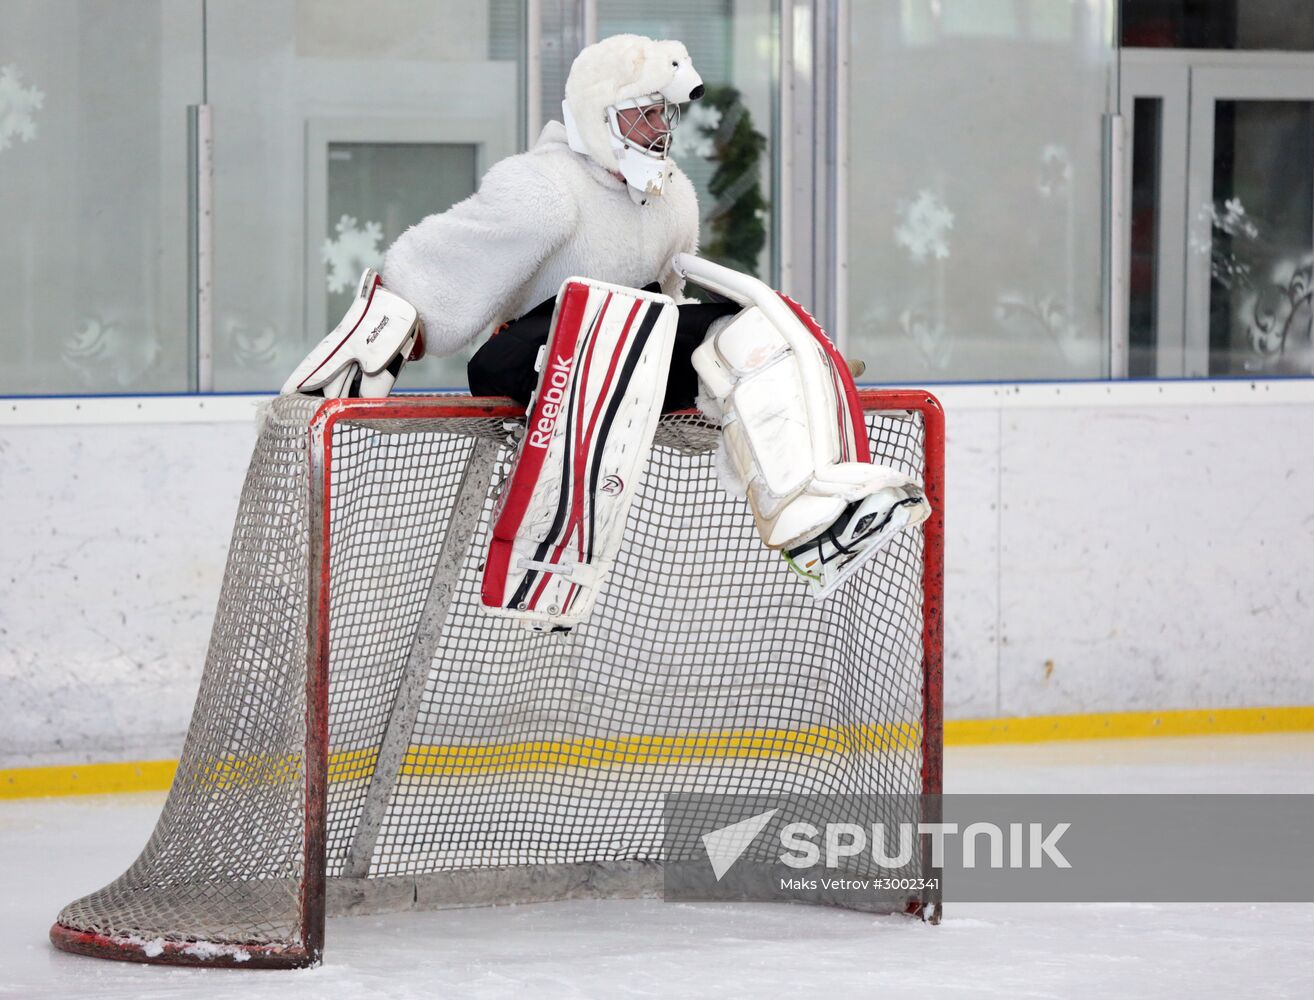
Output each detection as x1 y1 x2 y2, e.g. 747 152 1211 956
50 389 944 968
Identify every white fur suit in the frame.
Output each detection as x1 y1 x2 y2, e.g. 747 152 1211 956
382 118 699 357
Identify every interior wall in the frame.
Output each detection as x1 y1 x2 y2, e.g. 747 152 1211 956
1 385 1312 768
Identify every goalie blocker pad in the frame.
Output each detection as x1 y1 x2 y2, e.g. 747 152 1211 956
481 278 678 630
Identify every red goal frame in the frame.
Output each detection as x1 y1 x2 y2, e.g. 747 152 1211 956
51 389 943 968
303 389 945 962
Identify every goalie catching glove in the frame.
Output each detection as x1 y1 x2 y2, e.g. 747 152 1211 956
678 254 931 599
281 268 425 398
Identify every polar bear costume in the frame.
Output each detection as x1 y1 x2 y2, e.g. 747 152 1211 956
281 34 931 616
382 36 702 357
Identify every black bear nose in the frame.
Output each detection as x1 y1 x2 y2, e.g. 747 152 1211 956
688 84 704 101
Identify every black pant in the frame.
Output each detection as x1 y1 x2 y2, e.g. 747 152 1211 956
468 286 739 414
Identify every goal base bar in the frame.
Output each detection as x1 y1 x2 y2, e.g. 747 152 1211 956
325 862 935 917
48 922 316 969
52 859 939 967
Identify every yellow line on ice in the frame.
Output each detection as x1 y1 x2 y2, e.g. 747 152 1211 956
942 705 1314 744
393 722 921 778
0 759 179 800
3 706 1312 799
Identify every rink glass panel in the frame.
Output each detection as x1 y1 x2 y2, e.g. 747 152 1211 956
845 2 1117 381
52 391 943 968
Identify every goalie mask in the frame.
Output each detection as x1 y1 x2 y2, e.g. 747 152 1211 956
562 34 704 205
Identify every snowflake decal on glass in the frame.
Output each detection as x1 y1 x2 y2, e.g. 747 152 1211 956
1191 197 1261 287
322 215 383 293
672 101 721 162
1194 198 1260 245
1037 144 1072 198
0 64 45 151
895 190 954 263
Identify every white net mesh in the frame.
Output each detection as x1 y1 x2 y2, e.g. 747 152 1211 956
53 393 939 967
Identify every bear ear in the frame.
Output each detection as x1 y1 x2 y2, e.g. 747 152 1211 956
627 47 646 81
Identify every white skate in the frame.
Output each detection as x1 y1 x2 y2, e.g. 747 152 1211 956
784 485 930 599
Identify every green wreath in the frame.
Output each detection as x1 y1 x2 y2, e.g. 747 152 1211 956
696 85 769 278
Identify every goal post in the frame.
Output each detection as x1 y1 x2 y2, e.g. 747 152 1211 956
51 390 944 969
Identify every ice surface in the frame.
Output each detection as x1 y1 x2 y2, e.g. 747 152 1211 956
3 734 1313 999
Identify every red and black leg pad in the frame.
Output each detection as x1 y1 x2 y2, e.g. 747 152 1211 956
480 277 679 630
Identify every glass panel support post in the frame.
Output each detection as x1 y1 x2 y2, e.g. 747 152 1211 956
187 103 214 393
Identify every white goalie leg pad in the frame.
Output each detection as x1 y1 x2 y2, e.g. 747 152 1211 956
678 253 930 598
481 278 678 630
281 268 425 398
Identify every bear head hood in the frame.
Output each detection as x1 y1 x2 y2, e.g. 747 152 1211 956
562 34 704 205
